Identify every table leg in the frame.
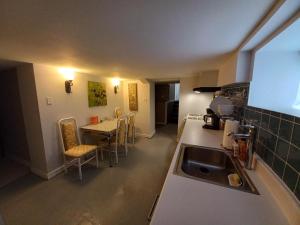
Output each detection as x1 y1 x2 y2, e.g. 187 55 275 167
82 132 87 144
108 134 113 167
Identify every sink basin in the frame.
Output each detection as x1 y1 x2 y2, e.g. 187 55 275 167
174 144 259 195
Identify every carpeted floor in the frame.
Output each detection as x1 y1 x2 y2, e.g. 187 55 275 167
0 158 29 189
0 124 177 225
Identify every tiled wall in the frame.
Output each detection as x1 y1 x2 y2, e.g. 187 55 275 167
221 83 300 201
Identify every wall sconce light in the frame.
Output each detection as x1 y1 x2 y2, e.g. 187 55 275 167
112 78 120 94
65 80 73 94
59 68 75 94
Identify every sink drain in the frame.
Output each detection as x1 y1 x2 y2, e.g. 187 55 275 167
199 167 209 173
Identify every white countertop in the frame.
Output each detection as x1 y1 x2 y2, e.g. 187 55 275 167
81 119 117 133
150 119 289 225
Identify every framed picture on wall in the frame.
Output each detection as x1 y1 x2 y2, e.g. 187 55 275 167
128 83 138 111
88 81 107 107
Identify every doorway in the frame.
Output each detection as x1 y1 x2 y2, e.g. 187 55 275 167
155 81 180 126
0 67 30 188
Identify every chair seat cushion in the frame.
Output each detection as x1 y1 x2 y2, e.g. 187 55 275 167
64 145 97 157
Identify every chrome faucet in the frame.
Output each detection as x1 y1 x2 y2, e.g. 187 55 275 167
227 124 256 170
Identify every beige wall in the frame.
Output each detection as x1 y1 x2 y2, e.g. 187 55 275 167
217 52 238 86
218 51 251 86
178 72 217 128
17 64 48 174
149 81 155 136
122 79 155 137
33 64 124 172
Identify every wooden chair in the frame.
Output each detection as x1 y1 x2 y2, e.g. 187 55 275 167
57 117 99 181
100 116 128 164
114 107 123 118
127 112 136 144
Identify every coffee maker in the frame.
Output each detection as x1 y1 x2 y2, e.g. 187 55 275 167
203 108 220 130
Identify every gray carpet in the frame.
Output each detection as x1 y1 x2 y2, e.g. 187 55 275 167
0 214 5 225
0 124 177 225
0 158 29 188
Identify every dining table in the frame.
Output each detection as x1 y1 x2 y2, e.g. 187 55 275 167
80 119 118 166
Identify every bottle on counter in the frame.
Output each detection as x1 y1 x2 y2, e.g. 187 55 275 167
233 141 239 158
238 140 248 162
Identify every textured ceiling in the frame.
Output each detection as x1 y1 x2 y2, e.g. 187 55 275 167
0 0 274 78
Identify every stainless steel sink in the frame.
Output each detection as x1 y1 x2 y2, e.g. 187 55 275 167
174 144 259 195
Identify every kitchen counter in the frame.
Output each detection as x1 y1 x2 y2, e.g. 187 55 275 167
150 119 289 225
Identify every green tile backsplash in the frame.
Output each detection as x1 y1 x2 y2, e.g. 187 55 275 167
269 116 280 135
279 120 293 142
273 156 285 177
283 164 298 191
287 145 300 172
292 124 300 147
275 139 289 160
221 82 300 201
261 114 269 129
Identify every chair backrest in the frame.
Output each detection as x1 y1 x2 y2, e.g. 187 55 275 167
57 117 80 152
114 107 123 119
127 113 135 138
116 116 127 146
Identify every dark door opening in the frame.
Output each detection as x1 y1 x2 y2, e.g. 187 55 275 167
0 67 30 188
155 81 180 126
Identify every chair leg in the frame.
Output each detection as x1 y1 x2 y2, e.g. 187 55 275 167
63 157 68 173
133 128 135 144
125 143 128 156
96 149 99 168
100 148 104 160
109 150 113 167
64 163 68 173
78 158 82 182
115 144 119 164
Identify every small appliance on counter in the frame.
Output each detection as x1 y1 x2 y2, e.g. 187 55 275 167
186 113 203 120
222 119 239 149
203 95 235 130
203 108 220 130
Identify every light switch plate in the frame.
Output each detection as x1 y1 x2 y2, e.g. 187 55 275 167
46 97 53 105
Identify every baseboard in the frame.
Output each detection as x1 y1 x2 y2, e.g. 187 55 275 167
31 165 64 180
6 154 30 167
136 132 148 138
156 122 167 125
30 167 48 179
148 129 156 138
136 129 156 138
47 165 64 179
